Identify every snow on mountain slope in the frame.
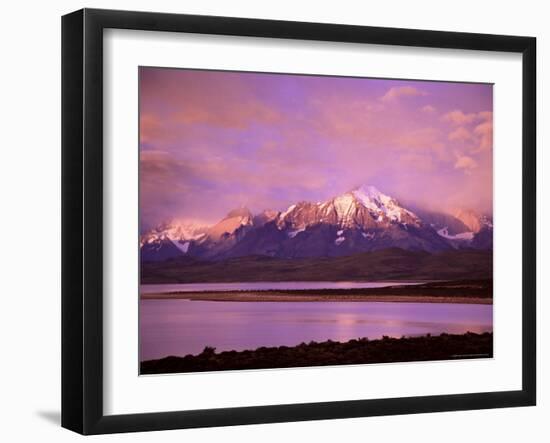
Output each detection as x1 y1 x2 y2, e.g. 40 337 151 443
436 227 475 241
411 206 492 246
140 220 208 248
278 185 421 232
140 220 209 261
351 185 419 223
140 185 493 262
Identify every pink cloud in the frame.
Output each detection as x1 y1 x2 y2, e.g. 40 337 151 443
381 86 427 102
474 121 493 152
399 153 435 171
454 154 478 173
139 69 493 226
448 126 472 142
477 111 493 121
421 104 436 113
442 110 477 125
173 100 282 129
140 113 162 145
444 111 492 154
309 97 394 145
396 127 445 157
472 112 493 152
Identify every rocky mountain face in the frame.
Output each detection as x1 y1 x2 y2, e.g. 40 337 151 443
453 209 493 233
140 185 493 262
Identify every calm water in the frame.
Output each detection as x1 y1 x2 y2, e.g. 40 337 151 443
140 299 493 361
140 281 421 294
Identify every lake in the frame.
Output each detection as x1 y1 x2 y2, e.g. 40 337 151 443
140 298 493 361
140 281 422 294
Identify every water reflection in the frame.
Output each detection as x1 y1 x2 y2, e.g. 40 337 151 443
140 300 493 361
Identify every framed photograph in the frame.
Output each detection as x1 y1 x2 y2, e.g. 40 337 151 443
62 8 536 434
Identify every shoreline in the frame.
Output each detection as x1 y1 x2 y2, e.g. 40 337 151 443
140 279 493 304
140 292 492 304
141 332 494 375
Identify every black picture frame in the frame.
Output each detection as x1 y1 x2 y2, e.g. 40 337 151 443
61 8 536 435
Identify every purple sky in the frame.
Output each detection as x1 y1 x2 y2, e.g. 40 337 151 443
140 67 493 229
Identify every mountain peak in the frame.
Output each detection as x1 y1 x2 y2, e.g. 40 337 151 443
352 184 384 197
204 207 254 241
225 206 253 219
346 185 392 212
141 184 493 261
139 219 207 249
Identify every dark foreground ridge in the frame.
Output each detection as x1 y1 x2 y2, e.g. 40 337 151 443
140 332 493 375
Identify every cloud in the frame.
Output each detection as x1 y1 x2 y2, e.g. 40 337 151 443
139 69 494 225
473 112 493 152
140 150 179 176
454 154 478 173
448 126 472 142
478 111 493 121
397 127 441 145
399 153 434 171
381 86 427 102
421 105 436 113
442 110 477 125
140 113 162 145
174 100 282 129
443 111 492 154
396 127 446 159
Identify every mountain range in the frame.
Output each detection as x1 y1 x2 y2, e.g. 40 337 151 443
140 185 493 262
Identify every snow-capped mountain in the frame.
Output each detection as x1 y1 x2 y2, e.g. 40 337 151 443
140 220 207 247
140 208 255 262
140 220 209 262
452 209 493 249
278 185 421 232
413 207 493 249
140 185 493 261
206 207 253 240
